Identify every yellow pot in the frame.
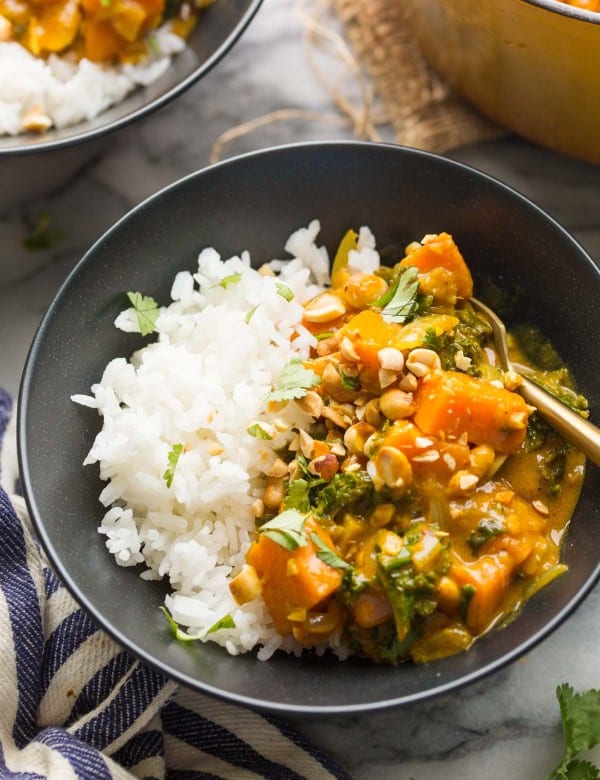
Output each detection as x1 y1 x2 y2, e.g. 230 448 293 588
402 0 600 162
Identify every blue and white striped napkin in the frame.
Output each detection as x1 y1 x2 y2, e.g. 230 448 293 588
0 389 350 780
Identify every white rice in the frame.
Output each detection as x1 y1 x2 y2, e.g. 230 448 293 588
73 221 378 658
0 24 185 136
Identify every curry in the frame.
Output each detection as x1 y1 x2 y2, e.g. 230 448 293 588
230 231 587 665
0 0 206 62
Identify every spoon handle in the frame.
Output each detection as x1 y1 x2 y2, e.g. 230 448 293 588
520 376 600 468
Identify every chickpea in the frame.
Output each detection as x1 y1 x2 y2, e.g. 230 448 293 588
370 446 413 490
343 422 376 455
342 273 388 309
263 476 285 509
379 389 416 420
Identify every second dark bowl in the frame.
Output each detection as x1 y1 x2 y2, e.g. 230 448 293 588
0 0 262 156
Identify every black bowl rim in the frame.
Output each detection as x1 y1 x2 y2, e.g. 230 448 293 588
521 0 600 23
1 0 263 157
18 140 600 714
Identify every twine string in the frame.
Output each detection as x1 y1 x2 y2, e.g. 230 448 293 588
210 0 386 163
209 0 501 163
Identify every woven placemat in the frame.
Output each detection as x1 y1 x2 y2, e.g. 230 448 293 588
332 0 502 152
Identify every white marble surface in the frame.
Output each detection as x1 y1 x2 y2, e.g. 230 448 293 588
1 1 599 777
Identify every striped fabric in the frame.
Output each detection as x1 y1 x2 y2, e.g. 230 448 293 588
0 389 350 780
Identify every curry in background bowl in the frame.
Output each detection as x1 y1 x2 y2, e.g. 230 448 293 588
402 0 600 163
19 142 600 713
0 0 262 151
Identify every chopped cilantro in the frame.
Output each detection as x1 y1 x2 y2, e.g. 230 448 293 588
215 272 242 289
258 509 308 550
126 291 160 336
310 532 353 571
316 331 335 341
370 266 420 324
339 369 360 391
206 614 236 634
266 358 321 402
163 443 183 488
283 479 311 512
161 606 236 641
275 282 294 302
147 34 160 54
246 422 272 440
245 304 259 323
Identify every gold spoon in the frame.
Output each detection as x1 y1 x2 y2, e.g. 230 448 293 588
470 297 600 468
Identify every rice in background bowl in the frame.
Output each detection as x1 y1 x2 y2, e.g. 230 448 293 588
0 0 261 155
0 26 185 136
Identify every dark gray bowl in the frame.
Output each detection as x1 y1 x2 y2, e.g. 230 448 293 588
0 0 262 155
18 142 600 714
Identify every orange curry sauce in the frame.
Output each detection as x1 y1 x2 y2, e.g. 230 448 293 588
233 232 585 664
0 0 201 63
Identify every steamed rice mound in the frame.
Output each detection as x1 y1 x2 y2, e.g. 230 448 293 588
0 27 185 136
74 221 376 659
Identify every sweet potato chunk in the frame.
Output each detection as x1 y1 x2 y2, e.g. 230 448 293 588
399 233 473 303
451 555 510 635
246 517 343 635
414 370 530 454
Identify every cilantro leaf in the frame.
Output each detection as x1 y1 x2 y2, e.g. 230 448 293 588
339 369 360 391
560 760 600 780
161 606 189 639
146 33 160 53
206 614 236 634
275 282 294 302
283 479 311 512
316 331 335 341
310 532 353 571
215 273 242 289
247 422 273 440
371 266 420 324
163 443 184 488
259 509 308 550
245 304 259 323
267 358 321 402
161 607 236 641
546 685 600 780
558 685 600 759
126 291 160 336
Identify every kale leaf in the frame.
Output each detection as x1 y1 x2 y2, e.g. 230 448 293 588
422 307 492 375
467 516 506 553
312 471 373 519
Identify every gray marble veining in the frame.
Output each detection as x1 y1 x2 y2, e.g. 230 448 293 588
1 0 599 777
